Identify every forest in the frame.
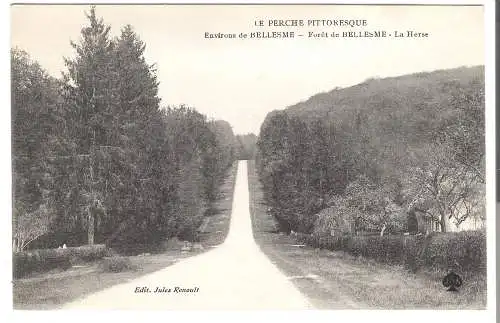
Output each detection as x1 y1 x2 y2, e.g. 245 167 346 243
234 134 258 160
256 66 485 237
12 8 239 252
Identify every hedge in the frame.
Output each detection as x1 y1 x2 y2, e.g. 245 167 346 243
295 230 486 275
420 231 486 273
13 244 110 278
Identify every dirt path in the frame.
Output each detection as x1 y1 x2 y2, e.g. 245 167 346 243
63 161 313 310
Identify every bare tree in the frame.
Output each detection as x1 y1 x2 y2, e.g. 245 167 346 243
13 202 50 252
407 144 484 232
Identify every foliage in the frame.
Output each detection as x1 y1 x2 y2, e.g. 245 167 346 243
342 175 407 235
235 133 257 160
11 48 61 251
257 114 332 233
296 230 486 275
420 230 486 273
256 66 485 235
99 256 137 273
13 244 109 278
11 7 237 252
312 203 354 237
405 144 485 232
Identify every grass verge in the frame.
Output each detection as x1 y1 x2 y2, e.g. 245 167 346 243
247 160 486 309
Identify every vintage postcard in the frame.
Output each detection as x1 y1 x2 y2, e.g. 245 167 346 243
7 1 496 321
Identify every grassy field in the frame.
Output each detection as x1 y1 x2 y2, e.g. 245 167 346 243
13 162 238 310
247 160 486 309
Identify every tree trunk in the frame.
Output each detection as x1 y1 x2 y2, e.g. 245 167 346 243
440 213 447 233
88 129 96 246
380 224 387 237
88 207 94 245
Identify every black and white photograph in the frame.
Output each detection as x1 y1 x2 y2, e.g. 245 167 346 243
7 1 495 317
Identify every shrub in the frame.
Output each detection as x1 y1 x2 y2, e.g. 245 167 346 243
99 256 138 273
13 249 71 278
13 244 110 278
67 244 111 263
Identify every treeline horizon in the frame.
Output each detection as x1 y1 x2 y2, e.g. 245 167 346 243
12 7 253 253
257 65 485 236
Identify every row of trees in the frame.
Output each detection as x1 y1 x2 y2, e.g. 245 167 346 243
12 8 237 252
234 134 258 160
257 68 485 236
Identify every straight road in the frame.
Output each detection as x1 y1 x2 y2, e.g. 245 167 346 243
64 160 312 310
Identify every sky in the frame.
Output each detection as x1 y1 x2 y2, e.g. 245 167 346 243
11 4 484 135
